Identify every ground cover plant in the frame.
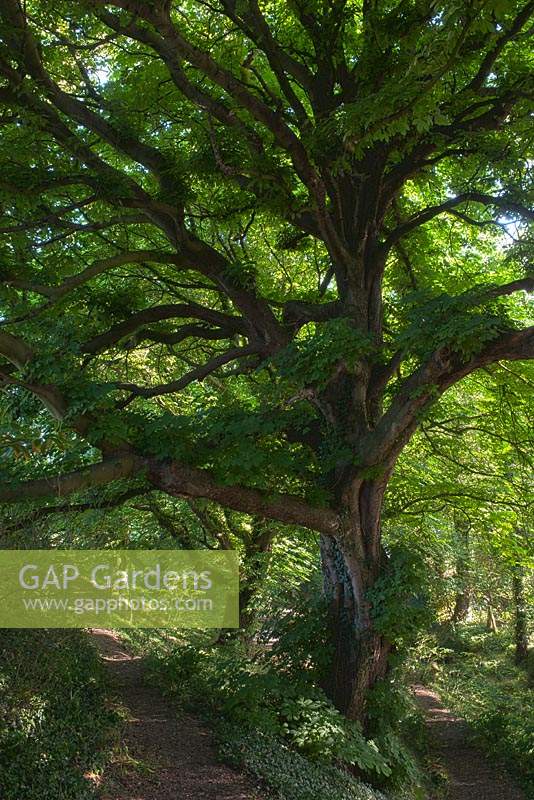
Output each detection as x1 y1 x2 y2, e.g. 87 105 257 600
0 628 120 800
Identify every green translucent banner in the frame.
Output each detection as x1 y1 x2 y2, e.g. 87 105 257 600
0 550 239 628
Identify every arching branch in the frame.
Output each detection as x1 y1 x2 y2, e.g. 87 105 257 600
0 454 339 535
93 0 319 189
115 345 259 403
82 303 246 355
149 460 340 534
384 192 534 250
367 325 534 469
6 251 191 300
0 456 141 505
1 0 177 183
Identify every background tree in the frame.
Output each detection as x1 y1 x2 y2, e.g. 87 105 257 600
387 367 533 649
0 0 532 721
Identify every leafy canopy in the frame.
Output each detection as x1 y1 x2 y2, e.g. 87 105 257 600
0 0 531 527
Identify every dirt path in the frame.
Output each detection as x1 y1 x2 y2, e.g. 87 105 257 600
414 685 526 800
90 628 261 800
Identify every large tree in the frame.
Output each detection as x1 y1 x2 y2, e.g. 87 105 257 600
0 0 532 721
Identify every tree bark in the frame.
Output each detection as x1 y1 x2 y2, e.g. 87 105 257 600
320 482 391 724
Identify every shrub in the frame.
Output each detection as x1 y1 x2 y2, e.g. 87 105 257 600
134 621 427 798
143 635 393 777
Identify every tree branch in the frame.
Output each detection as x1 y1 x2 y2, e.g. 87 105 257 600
149 460 340 534
0 332 33 370
0 332 75 423
115 345 259 401
367 326 534 468
219 0 314 125
0 452 339 535
91 0 320 191
1 0 176 183
384 192 534 249
6 251 190 300
467 1 534 92
136 324 234 346
479 277 534 301
82 303 246 354
282 299 342 329
92 4 266 154
0 456 142 505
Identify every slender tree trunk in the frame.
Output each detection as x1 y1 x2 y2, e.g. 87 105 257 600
238 525 275 630
512 566 529 665
451 517 471 624
486 602 498 633
320 481 391 724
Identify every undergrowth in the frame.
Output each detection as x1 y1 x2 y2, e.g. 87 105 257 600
0 629 120 800
122 614 427 800
408 624 534 796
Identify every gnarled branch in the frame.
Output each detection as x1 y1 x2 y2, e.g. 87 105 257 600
0 456 142 505
149 460 340 534
367 325 534 469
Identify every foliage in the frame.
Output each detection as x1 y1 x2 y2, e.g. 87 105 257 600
366 681 428 793
395 289 521 361
0 629 119 800
218 726 390 800
273 320 375 389
367 545 432 646
257 575 333 680
123 589 428 795
139 632 392 777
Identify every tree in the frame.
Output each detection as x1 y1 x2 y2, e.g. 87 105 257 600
451 513 472 625
0 0 532 722
511 563 529 664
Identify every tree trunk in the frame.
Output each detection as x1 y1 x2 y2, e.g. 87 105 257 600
451 517 471 624
486 602 498 633
320 482 391 724
238 524 275 630
512 566 529 665
452 591 471 624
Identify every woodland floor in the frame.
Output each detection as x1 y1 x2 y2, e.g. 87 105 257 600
90 628 261 800
88 629 526 800
413 685 526 800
